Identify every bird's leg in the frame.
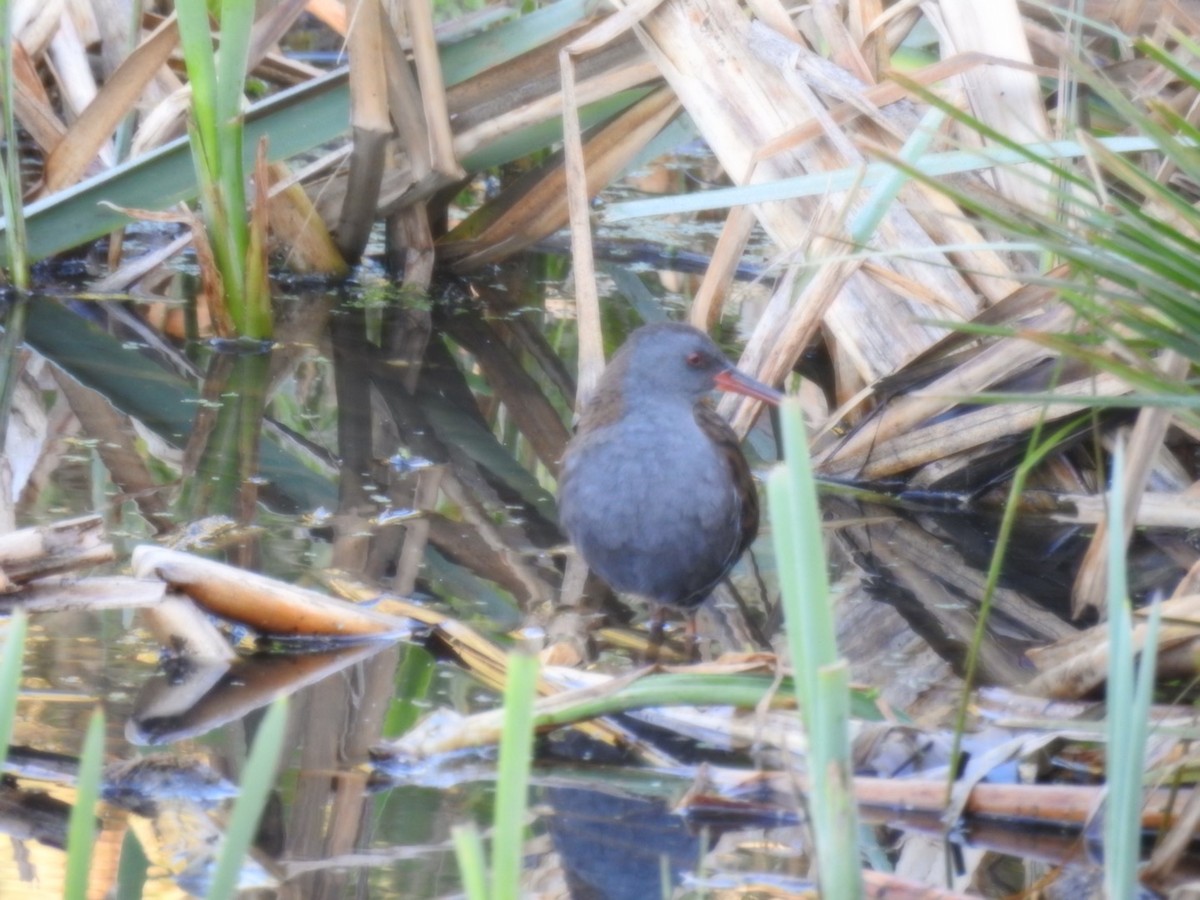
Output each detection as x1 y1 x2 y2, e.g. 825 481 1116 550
684 613 700 663
649 606 667 636
643 606 668 664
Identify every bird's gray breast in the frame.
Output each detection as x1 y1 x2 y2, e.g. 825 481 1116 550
559 403 741 605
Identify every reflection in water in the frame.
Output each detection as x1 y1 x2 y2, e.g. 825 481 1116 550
544 787 702 898
9 259 1194 896
328 287 563 622
181 348 272 552
828 497 1080 688
129 642 394 745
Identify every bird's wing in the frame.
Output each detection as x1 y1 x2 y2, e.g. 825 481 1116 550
693 402 759 555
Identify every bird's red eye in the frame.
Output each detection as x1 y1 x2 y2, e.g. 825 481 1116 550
686 351 705 368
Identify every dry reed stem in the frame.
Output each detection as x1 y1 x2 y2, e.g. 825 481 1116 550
451 54 660 162
825 371 1129 480
340 0 393 258
1071 351 1192 619
0 575 165 611
265 162 349 274
932 0 1053 213
816 304 1076 474
1010 490 1200 529
1026 592 1200 697
560 0 670 411
12 41 66 153
688 204 756 331
444 87 679 269
634 0 988 426
305 0 347 35
1143 771 1200 886
324 577 680 764
43 16 179 192
0 514 114 584
49 12 101 125
404 0 463 180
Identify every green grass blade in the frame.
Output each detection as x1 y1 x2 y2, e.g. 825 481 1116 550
848 106 945 243
439 0 590 83
813 661 862 898
0 608 28 775
768 398 863 898
772 398 834 676
215 0 254 127
64 708 106 900
947 416 1079 786
1105 440 1135 898
213 0 253 301
385 645 436 738
492 653 539 900
1103 441 1160 900
175 0 220 163
370 672 880 754
452 823 489 900
205 697 289 900
115 828 150 900
603 135 1183 222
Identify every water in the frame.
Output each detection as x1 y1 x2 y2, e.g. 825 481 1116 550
1 246 1191 897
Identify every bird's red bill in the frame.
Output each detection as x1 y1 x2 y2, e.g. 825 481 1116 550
714 368 783 405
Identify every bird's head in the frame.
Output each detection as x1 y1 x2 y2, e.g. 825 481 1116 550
615 322 782 406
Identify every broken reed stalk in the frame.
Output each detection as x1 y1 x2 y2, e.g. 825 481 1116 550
132 546 409 639
0 515 115 587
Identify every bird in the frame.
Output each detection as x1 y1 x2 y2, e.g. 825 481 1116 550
558 322 783 637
